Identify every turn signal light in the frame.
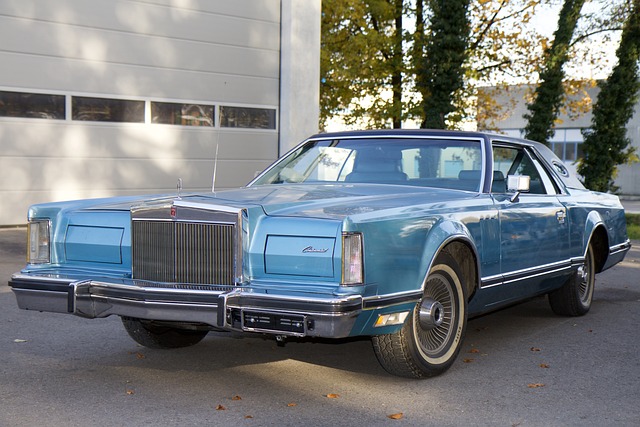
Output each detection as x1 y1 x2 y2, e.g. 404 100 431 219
27 220 51 264
374 311 410 327
341 232 363 285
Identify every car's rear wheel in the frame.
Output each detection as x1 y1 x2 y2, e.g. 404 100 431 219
121 317 208 349
549 243 595 316
372 252 467 378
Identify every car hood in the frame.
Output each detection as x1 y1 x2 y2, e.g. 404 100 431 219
181 184 475 220
80 184 477 220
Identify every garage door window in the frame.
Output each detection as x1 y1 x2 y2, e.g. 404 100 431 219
72 96 144 123
0 91 65 120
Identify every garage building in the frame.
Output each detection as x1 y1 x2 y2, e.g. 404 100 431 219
0 0 320 225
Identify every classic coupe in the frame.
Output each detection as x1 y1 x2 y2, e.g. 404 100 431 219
9 129 630 378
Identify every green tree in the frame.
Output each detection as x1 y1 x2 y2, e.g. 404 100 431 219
465 0 544 130
320 0 620 131
321 1 547 130
320 0 405 129
578 0 640 192
523 0 586 144
416 0 471 129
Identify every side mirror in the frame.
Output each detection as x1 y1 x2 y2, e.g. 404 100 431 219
507 175 530 202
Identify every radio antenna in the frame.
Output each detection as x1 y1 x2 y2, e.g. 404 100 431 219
211 132 220 193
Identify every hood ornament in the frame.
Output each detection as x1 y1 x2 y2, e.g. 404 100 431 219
176 178 183 200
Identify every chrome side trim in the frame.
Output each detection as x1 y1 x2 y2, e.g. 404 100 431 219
480 259 575 289
610 240 631 256
11 273 75 285
362 289 423 309
603 239 631 272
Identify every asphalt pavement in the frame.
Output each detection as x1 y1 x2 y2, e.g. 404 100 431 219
1 228 639 426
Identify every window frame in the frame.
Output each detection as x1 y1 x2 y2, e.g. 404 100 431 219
491 141 564 196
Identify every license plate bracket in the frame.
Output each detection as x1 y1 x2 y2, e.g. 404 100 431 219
239 310 306 335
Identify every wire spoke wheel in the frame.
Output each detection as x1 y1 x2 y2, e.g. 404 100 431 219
549 243 595 316
414 273 456 357
372 251 468 378
577 255 592 305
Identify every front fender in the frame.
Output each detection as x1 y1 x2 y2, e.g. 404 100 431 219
353 219 480 337
418 220 480 294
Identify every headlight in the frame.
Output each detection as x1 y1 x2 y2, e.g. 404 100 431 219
27 220 51 264
341 232 363 285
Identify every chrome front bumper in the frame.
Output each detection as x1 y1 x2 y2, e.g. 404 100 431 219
9 274 363 338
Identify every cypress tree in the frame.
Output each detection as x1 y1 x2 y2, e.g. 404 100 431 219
524 0 585 145
578 0 640 192
417 0 470 129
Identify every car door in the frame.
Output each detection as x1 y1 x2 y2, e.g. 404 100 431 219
491 142 571 289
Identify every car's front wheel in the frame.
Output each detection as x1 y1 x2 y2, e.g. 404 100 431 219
548 243 595 316
372 252 468 378
121 317 209 349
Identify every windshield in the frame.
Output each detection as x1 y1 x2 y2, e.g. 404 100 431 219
251 138 484 191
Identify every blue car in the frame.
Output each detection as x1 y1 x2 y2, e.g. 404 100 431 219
9 130 630 378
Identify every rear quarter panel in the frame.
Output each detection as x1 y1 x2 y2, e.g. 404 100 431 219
560 189 628 259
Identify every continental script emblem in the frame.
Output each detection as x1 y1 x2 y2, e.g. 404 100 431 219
302 246 328 253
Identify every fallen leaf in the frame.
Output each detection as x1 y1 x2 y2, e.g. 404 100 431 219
135 352 145 359
245 415 253 419
530 347 541 352
287 403 297 407
539 363 550 369
527 383 545 388
463 358 474 363
232 395 242 401
469 348 480 354
216 405 226 411
126 389 135 395
388 413 404 420
13 339 27 343
326 393 340 399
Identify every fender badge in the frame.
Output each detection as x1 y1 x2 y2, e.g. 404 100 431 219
302 246 328 253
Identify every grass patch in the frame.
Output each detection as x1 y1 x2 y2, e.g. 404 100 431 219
626 214 640 241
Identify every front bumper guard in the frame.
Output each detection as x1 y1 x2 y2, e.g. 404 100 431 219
9 275 363 338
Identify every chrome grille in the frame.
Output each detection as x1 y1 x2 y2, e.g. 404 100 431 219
132 220 236 285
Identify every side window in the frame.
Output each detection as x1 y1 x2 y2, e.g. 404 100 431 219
527 154 558 195
492 146 518 194
401 148 421 179
492 144 557 195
